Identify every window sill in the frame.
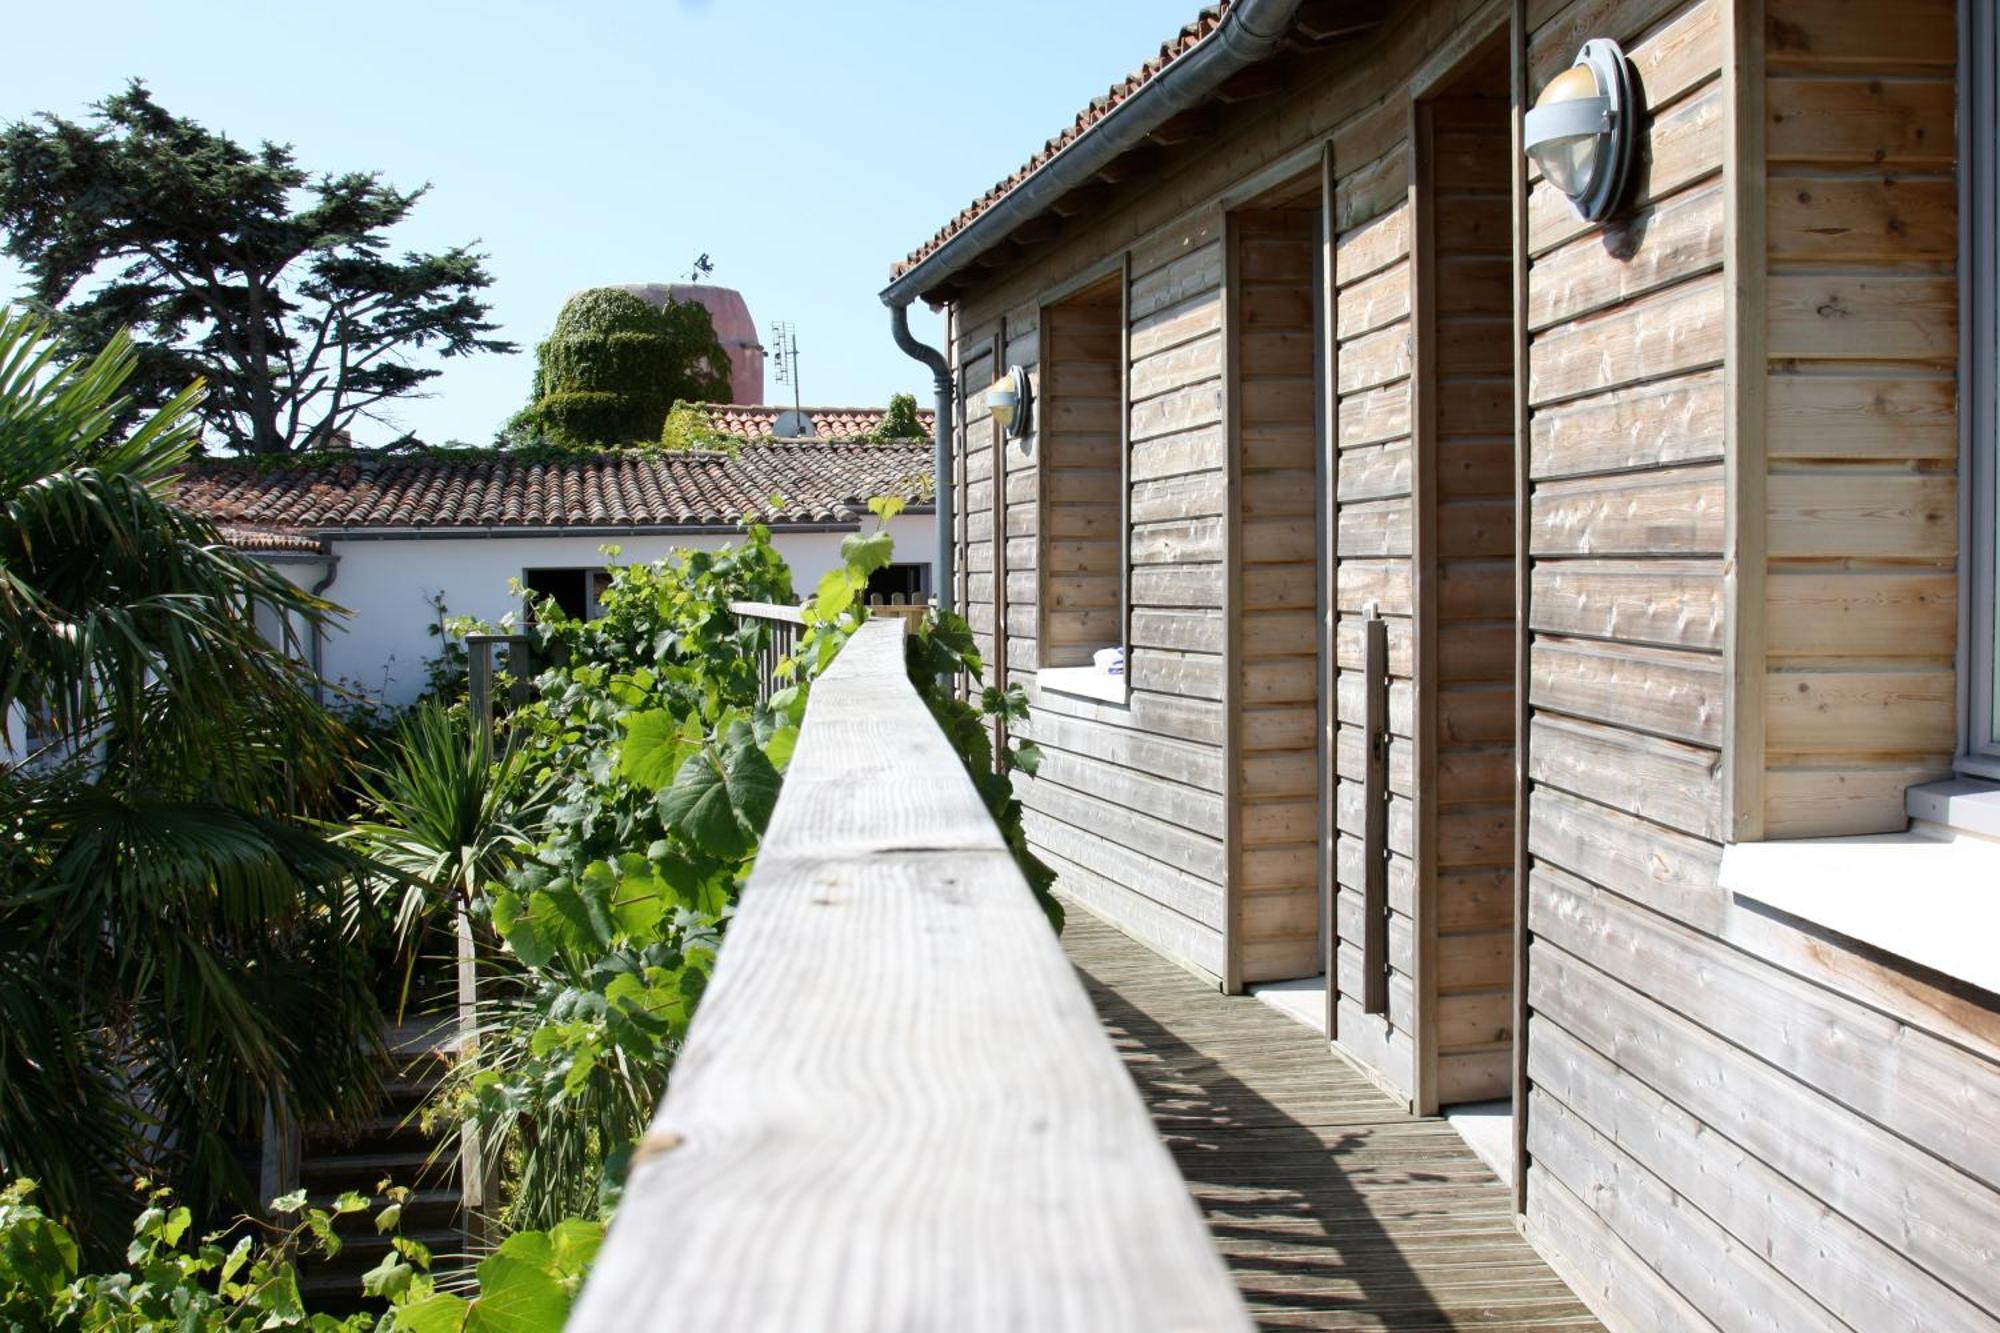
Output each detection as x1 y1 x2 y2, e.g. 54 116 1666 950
1720 826 2000 995
1919 775 2000 832
1037 666 1128 705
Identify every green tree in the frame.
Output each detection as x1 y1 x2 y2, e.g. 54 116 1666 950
0 82 513 455
0 310 388 1251
517 288 731 447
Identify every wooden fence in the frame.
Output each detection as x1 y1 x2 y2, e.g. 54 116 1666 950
570 618 1250 1331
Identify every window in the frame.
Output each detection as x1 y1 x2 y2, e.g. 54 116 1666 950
523 567 610 623
1036 271 1128 702
1969 0 2000 775
866 562 931 604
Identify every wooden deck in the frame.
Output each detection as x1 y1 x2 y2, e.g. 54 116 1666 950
1064 910 1601 1331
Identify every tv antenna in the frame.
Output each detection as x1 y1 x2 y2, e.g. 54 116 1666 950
770 321 802 416
685 252 714 282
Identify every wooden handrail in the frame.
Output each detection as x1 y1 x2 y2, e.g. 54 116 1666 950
571 618 1250 1331
727 599 806 626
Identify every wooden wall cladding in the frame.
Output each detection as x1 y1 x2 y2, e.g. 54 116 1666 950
1039 286 1124 670
1333 133 1421 1097
1421 86 1516 1108
935 3 1998 1327
1519 5 2000 1333
1231 207 1324 986
961 218 1235 984
1759 0 1960 837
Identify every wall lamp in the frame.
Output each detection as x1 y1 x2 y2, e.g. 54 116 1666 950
988 365 1033 440
1524 39 1638 223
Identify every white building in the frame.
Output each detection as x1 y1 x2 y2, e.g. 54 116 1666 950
180 414 934 709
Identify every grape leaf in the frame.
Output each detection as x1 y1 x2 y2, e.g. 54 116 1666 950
392 1293 472 1333
659 721 781 859
467 1252 570 1333
616 709 698 792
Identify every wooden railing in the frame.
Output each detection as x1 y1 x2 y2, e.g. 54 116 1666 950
728 601 804 703
571 618 1250 1331
731 597 935 702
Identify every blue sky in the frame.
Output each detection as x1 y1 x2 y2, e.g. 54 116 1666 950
0 0 1199 447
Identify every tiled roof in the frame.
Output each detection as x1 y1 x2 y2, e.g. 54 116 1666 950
178 442 935 539
893 4 1230 281
705 404 935 441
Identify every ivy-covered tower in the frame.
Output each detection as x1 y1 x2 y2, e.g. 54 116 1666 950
618 284 764 405
522 288 732 447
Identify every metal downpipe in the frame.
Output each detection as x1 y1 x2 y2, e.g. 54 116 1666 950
888 302 954 617
309 554 341 706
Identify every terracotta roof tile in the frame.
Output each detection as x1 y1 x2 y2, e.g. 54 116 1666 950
179 441 934 544
893 4 1230 283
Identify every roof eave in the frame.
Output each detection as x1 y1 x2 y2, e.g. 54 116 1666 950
249 509 938 542
880 0 1307 308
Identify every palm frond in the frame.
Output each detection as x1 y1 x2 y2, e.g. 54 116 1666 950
0 307 341 785
0 310 398 1254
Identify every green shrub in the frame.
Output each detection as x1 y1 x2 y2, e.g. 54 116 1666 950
432 507 1055 1232
867 391 927 442
436 528 797 1229
658 399 727 452
0 1176 599 1331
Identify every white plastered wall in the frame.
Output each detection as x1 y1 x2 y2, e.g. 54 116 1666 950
268 516 932 708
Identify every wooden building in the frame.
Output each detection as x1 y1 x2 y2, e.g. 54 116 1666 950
881 0 2000 1327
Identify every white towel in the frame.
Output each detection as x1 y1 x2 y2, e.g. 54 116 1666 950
1094 646 1125 677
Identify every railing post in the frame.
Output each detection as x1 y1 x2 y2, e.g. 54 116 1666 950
468 638 492 726
258 1099 300 1210
454 631 531 1244
456 905 500 1247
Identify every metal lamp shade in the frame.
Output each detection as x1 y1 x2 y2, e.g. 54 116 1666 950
989 365 1033 439
1524 40 1637 222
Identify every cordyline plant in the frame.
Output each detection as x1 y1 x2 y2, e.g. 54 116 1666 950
339 699 554 1022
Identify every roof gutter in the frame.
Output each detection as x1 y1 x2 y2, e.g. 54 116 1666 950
878 0 1305 307
258 517 932 543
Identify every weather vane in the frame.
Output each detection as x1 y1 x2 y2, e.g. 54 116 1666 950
686 252 714 282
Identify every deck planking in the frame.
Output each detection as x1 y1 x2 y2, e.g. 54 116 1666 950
1064 908 1601 1331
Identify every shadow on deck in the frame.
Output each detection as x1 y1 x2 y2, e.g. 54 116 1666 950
1063 910 1601 1331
